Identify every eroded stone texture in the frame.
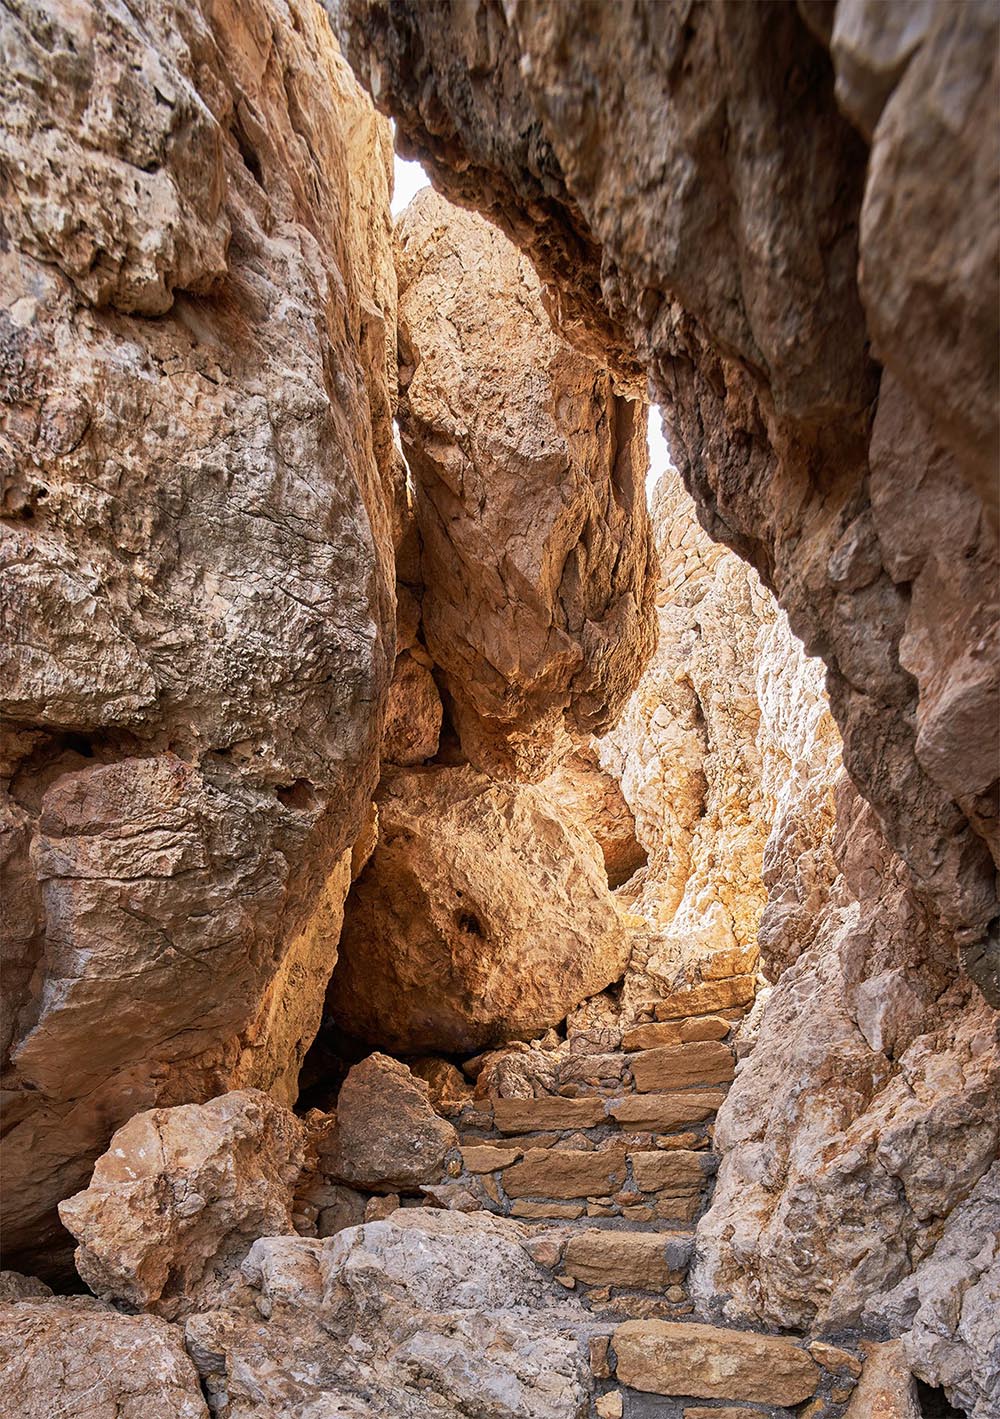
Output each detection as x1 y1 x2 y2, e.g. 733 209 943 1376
692 789 1000 1335
0 1296 209 1418
58 1090 306 1319
599 465 840 1010
872 1160 1000 1419
326 764 629 1053
185 1209 592 1418
395 189 656 778
336 0 999 986
1 0 397 1270
327 1053 458 1193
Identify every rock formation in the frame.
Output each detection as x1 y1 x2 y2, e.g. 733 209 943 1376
326 763 629 1053
0 0 397 1273
185 1210 593 1418
1 0 998 1415
335 0 999 993
395 189 656 778
325 1052 458 1192
58 1090 307 1319
0 1296 210 1419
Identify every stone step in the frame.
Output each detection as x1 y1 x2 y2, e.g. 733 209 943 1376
608 1090 725 1132
631 1041 736 1092
610 1320 821 1406
502 1146 627 1199
621 1015 733 1051
561 1228 693 1288
492 1095 607 1132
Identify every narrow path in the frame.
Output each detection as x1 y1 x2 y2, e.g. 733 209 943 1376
440 1008 865 1417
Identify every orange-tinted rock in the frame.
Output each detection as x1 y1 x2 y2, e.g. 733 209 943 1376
631 1043 735 1093
613 1320 819 1403
502 1149 626 1200
395 190 655 778
562 1231 691 1288
328 765 629 1053
329 1054 457 1194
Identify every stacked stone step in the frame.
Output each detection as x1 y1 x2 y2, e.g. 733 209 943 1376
445 1012 866 1416
448 1020 736 1322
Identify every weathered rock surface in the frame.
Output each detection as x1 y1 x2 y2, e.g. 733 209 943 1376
872 1159 1000 1419
395 189 655 778
381 650 443 765
58 1090 306 1319
599 465 840 1018
693 792 1000 1335
542 738 647 889
337 0 999 990
326 764 629 1052
0 1295 209 1418
327 1052 458 1193
185 1209 592 1418
842 1340 921 1419
1 0 398 1271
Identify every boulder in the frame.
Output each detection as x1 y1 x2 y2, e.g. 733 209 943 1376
184 1209 591 1418
395 190 655 778
0 0 398 1271
0 1295 209 1418
58 1090 306 1318
329 1053 458 1193
327 764 629 1053
381 652 443 765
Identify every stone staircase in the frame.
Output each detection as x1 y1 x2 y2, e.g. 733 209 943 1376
432 1009 865 1418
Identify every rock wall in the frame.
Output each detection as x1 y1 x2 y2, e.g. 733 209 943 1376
395 189 656 779
0 0 397 1272
596 461 840 1020
335 0 999 996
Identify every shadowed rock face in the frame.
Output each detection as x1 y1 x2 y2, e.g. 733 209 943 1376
326 763 630 1053
0 0 397 1272
395 190 656 779
335 0 999 993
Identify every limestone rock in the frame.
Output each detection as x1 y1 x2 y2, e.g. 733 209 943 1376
561 1231 690 1289
502 1148 626 1200
612 1319 819 1404
0 1296 209 1418
541 739 647 888
1 0 397 1270
58 1090 306 1319
185 1209 592 1418
337 0 999 985
0 1271 52 1302
327 764 629 1053
395 189 655 778
693 821 1000 1333
872 1160 1000 1419
329 1053 458 1194
843 1341 921 1419
631 1042 736 1093
381 651 443 765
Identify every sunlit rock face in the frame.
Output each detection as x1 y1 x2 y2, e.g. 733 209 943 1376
0 0 397 1273
599 464 840 1013
395 189 656 779
335 0 999 991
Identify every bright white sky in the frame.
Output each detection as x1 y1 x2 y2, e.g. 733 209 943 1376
392 153 672 506
392 154 430 216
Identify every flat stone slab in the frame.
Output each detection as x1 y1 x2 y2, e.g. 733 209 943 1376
563 1230 692 1288
502 1147 626 1199
622 1016 731 1051
613 1320 819 1404
629 1150 714 1193
609 1093 725 1132
652 977 756 1019
492 1096 606 1133
461 1144 523 1172
631 1042 735 1093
